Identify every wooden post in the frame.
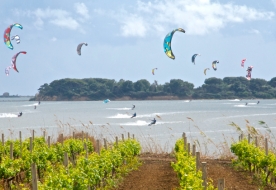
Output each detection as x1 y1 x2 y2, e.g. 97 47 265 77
182 132 186 138
103 138 107 149
184 137 187 150
19 131 22 156
265 138 268 156
248 134 250 144
187 143 190 155
64 152 68 167
238 135 241 142
116 136 118 146
202 162 207 190
43 131 46 141
84 143 88 159
218 178 225 190
10 142 13 159
47 136 50 148
32 130 35 140
255 136 258 147
97 139 100 155
122 134 125 142
30 137 33 153
61 134 64 146
241 133 243 140
196 152 200 172
132 134 135 139
31 163 38 190
2 133 4 146
192 144 196 156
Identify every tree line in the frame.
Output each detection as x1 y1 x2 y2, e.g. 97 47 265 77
31 77 276 100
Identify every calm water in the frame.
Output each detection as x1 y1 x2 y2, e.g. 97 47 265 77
1 97 276 154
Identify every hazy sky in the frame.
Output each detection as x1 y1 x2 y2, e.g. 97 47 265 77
1 0 276 95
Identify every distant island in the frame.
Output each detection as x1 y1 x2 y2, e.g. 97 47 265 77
30 77 276 101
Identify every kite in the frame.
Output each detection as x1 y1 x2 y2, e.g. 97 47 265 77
241 59 246 68
204 68 210 75
191 54 200 64
3 23 23 50
77 43 88 55
11 35 20 44
246 66 253 80
103 99 110 103
11 51 27 73
212 60 219 71
163 28 185 60
152 68 157 75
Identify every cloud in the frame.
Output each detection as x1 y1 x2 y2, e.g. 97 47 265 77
74 2 90 19
112 0 274 36
31 8 80 30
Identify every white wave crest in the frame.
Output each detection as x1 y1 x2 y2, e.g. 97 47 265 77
106 107 132 110
120 120 149 126
0 113 18 118
229 99 241 101
108 114 131 118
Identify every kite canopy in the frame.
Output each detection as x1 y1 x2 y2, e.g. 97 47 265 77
3 23 23 50
246 66 253 80
77 43 88 55
11 51 27 73
212 60 219 71
191 54 200 64
152 68 157 75
241 58 246 68
103 99 110 103
204 68 210 75
163 28 185 60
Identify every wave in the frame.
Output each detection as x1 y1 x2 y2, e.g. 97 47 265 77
120 120 149 126
22 103 39 107
106 108 132 110
0 113 18 118
234 105 248 107
108 114 131 118
228 99 241 101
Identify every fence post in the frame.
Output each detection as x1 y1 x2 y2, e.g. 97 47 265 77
31 163 38 190
64 152 68 167
184 137 187 150
61 134 64 146
132 134 135 139
30 137 33 153
43 131 46 142
116 136 118 146
248 134 250 144
97 139 100 155
187 143 190 155
202 162 207 190
19 131 22 157
265 138 268 156
128 132 130 139
218 178 225 190
32 130 35 140
196 152 200 172
47 136 50 148
192 144 196 156
122 134 125 142
104 138 107 150
10 142 13 159
255 136 258 147
2 133 4 146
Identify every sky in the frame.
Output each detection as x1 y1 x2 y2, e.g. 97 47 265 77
1 0 276 96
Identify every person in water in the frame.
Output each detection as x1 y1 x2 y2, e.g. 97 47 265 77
257 101 260 104
34 105 36 109
245 102 248 105
18 112 23 117
148 118 156 126
132 105 135 110
38 101 41 105
131 112 136 118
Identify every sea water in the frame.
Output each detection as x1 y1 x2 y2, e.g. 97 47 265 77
0 97 275 154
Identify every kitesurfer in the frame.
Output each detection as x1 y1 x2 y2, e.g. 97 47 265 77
38 101 40 105
18 112 22 117
257 101 260 104
245 102 248 106
34 106 36 109
131 113 136 118
132 105 135 110
148 118 156 126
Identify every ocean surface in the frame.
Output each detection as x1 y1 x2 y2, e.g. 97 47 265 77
1 97 276 155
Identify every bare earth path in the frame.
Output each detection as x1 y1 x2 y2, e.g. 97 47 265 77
114 154 275 190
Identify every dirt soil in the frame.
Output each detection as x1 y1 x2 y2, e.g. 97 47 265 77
114 154 276 190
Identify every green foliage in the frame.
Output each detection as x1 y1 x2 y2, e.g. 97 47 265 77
172 139 217 190
35 76 276 100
